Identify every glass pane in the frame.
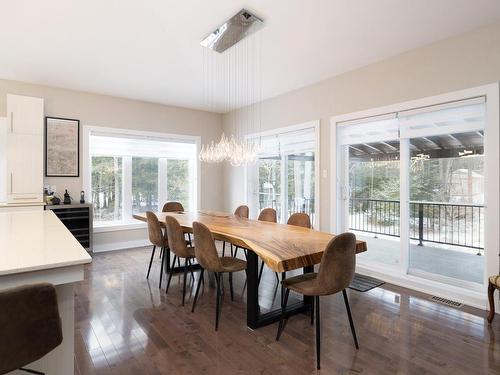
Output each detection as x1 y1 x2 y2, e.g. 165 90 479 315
167 159 190 211
286 152 315 225
408 131 484 284
258 157 282 220
91 156 123 223
132 157 159 214
348 141 400 268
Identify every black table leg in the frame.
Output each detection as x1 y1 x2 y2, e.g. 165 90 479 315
247 250 313 329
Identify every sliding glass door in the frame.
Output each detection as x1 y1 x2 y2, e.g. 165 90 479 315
247 125 318 226
338 98 486 287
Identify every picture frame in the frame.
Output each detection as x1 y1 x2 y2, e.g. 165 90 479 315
45 116 80 177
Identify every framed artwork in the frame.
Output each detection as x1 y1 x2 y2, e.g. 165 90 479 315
45 117 80 177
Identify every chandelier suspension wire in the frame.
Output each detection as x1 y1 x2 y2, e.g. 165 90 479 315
199 10 263 166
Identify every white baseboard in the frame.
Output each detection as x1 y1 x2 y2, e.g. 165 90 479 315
92 239 150 253
356 264 488 311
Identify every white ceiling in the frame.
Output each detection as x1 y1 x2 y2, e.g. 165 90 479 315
1 1 500 113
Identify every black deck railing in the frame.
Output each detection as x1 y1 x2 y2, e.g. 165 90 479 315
349 198 484 250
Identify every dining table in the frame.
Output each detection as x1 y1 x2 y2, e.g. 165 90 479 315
133 210 367 329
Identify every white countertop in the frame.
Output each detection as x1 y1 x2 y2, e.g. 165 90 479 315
0 210 92 276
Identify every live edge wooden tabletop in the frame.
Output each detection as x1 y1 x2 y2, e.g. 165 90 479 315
133 210 367 273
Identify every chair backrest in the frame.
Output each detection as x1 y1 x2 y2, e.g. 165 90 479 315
146 211 165 247
165 216 191 258
316 232 357 295
234 205 249 218
192 221 223 272
287 212 311 228
258 207 277 223
162 201 184 212
0 283 62 374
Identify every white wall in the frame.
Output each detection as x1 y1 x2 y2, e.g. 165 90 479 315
222 20 500 232
0 78 223 251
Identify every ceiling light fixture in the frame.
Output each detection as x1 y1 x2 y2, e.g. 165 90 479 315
199 8 264 166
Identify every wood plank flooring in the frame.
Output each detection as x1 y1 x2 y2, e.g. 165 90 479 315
74 246 500 374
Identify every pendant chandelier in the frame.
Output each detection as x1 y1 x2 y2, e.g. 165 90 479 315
199 9 264 166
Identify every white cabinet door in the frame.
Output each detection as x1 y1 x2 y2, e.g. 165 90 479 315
6 94 44 135
6 133 43 202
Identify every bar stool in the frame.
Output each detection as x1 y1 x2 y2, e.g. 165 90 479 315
146 211 169 288
164 216 196 306
276 232 359 370
191 221 247 331
223 205 249 258
0 283 63 375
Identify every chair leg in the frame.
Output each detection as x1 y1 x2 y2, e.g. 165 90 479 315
165 255 177 294
488 282 496 324
310 295 315 326
274 272 280 284
146 245 156 279
215 273 222 331
229 272 234 301
159 247 163 259
191 269 204 312
342 289 359 349
182 258 188 306
234 246 239 257
258 261 265 285
222 241 226 257
276 288 290 341
159 248 166 288
315 296 321 370
19 368 45 375
230 243 234 257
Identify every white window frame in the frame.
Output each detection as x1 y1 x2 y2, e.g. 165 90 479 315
83 125 201 232
244 120 321 228
330 83 499 309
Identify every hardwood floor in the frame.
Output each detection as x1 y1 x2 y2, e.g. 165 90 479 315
74 246 500 374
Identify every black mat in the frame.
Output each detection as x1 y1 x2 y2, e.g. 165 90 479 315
349 273 385 292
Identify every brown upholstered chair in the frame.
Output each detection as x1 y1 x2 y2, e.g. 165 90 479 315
488 275 500 323
223 205 250 257
257 208 279 284
287 212 311 229
276 232 359 370
191 221 247 330
0 283 63 375
258 207 277 222
164 216 196 306
162 201 184 212
146 211 169 288
162 201 192 246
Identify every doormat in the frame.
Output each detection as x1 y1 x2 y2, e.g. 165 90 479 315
349 273 385 292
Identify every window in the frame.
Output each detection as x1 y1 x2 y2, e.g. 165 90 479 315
336 96 490 288
246 123 319 227
87 129 198 226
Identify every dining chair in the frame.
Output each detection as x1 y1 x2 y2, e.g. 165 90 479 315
162 201 184 212
162 201 192 247
146 211 169 288
164 216 196 306
223 205 249 258
0 283 63 375
191 221 247 330
271 212 313 298
276 232 359 370
488 275 500 323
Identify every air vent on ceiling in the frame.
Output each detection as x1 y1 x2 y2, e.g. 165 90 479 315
430 295 463 308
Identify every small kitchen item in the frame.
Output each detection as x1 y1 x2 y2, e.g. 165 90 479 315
63 189 72 205
80 191 85 204
52 196 61 205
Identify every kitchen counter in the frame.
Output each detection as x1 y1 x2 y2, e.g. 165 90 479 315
0 210 92 375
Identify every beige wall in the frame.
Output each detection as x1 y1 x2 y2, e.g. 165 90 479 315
222 21 500 231
0 79 223 250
